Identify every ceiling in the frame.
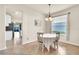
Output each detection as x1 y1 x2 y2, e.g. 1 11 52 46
6 4 76 16
26 4 75 15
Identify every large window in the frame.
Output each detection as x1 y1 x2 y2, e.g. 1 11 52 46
51 15 68 34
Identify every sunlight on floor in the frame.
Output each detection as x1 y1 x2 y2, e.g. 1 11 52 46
14 32 21 45
58 46 66 55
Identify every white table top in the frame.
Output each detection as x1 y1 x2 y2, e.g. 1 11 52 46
40 33 56 38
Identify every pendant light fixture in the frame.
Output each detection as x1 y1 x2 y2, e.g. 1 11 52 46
45 4 53 21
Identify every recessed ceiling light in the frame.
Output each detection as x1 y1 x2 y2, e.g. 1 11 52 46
15 11 20 15
14 11 22 17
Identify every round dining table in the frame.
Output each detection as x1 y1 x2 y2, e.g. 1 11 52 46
40 33 57 52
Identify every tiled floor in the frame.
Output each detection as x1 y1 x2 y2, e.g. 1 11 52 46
0 41 79 55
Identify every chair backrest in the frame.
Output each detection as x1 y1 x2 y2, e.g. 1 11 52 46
37 32 43 43
56 32 60 41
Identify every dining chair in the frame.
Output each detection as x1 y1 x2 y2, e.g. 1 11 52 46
53 32 60 49
37 32 45 52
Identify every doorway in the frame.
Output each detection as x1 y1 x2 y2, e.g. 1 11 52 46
5 14 22 48
13 23 22 45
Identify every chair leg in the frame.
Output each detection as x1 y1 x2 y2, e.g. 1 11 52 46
46 46 50 52
53 41 59 49
57 42 58 49
38 43 42 51
54 42 58 49
54 42 56 49
42 44 45 52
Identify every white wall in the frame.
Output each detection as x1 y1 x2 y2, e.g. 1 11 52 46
45 21 51 33
69 5 79 45
0 5 6 50
22 8 45 44
5 14 11 26
51 5 79 45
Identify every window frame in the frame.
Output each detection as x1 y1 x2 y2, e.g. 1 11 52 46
50 12 70 41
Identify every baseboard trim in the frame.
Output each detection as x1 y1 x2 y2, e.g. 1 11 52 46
60 40 79 47
22 40 37 45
